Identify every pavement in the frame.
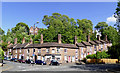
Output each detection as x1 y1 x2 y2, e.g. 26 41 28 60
1 60 120 72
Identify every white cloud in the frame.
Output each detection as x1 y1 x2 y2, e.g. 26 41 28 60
106 15 116 24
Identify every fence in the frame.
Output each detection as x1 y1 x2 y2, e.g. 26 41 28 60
87 59 118 64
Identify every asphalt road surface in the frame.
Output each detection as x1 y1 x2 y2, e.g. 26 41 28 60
1 60 120 72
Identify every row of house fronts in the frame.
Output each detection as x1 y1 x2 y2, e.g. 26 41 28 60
5 34 112 64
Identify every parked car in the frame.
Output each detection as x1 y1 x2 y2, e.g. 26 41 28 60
25 59 31 64
49 60 60 65
10 58 16 61
4 57 7 60
35 60 46 65
14 58 18 62
18 59 25 63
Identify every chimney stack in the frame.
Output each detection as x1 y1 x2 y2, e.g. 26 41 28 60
87 34 90 42
30 38 33 44
22 37 25 44
97 35 100 41
105 35 108 41
14 38 17 44
7 41 10 45
58 34 61 44
74 36 77 45
40 34 43 44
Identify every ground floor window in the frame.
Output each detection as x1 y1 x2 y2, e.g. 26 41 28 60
64 55 67 61
27 56 29 60
38 56 41 60
72 56 75 62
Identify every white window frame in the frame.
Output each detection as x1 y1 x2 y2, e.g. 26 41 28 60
38 49 41 53
46 48 49 53
10 49 11 52
52 49 55 53
16 49 17 53
20 48 21 53
64 48 67 53
57 48 60 53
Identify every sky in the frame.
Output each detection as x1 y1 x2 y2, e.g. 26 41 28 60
2 2 117 34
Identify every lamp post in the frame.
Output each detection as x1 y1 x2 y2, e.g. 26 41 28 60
33 21 39 61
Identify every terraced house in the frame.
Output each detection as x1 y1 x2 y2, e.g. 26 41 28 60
6 34 112 64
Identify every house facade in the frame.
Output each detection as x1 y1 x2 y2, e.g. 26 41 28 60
6 34 112 64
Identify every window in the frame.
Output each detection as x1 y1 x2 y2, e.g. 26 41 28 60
64 55 67 61
15 55 17 58
38 56 41 60
94 45 97 51
27 49 29 53
52 49 55 53
34 48 35 52
35 30 37 33
38 49 41 53
90 46 92 52
20 48 21 53
46 48 49 53
16 49 17 53
81 47 83 53
10 49 11 52
57 48 60 53
64 48 67 53
101 44 103 48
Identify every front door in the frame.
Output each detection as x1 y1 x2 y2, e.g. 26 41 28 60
68 56 71 62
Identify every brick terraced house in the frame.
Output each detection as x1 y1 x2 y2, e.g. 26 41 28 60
6 34 112 64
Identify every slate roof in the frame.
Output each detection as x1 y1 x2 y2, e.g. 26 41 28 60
100 40 106 43
8 44 17 48
13 43 29 49
89 41 96 45
81 41 91 46
76 43 85 47
26 42 78 49
94 40 101 44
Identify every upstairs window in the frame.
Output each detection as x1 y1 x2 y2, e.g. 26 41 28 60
81 47 83 53
52 49 55 53
27 49 29 53
10 49 11 52
57 48 60 53
16 49 17 53
46 48 49 53
64 48 67 53
38 49 41 53
20 48 21 53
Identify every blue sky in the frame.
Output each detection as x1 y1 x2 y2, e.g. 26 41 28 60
2 2 117 34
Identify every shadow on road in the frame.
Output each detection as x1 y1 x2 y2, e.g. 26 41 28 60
69 64 120 72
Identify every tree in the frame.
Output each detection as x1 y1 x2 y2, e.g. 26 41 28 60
0 27 4 35
95 22 108 31
102 26 119 45
0 47 4 60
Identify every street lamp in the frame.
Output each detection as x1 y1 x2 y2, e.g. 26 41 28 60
33 21 39 61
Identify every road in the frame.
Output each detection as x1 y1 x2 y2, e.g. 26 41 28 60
1 60 120 72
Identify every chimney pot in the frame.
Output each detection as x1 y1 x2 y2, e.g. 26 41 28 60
87 35 90 42
7 41 10 44
97 35 100 41
74 36 77 45
58 34 61 44
14 38 17 44
22 37 25 44
41 34 43 44
30 38 33 44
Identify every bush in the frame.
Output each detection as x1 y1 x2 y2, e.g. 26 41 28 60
86 51 110 59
